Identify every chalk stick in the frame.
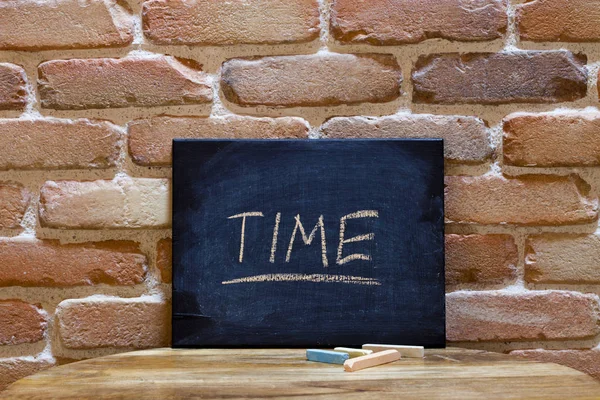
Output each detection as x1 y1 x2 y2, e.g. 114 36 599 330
362 344 425 358
306 349 349 365
343 349 401 372
333 347 373 358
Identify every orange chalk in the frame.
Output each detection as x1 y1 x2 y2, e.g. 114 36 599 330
343 349 401 372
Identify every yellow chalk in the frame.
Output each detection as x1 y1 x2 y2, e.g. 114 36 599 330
343 349 401 372
362 344 425 358
333 347 373 358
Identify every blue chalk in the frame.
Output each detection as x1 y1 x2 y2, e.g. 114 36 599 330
306 349 349 365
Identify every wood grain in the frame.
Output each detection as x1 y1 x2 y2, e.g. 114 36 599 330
2 348 600 399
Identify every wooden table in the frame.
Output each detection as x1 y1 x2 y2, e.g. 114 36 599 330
2 348 600 399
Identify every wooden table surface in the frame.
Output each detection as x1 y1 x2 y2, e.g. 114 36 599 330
2 347 600 399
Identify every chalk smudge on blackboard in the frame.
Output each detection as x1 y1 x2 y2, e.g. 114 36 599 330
221 273 381 285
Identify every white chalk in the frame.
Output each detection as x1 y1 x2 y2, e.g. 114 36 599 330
362 344 424 358
333 347 373 358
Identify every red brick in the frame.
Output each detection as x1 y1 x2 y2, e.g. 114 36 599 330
511 349 600 380
331 0 507 45
412 52 587 104
0 358 54 392
321 115 491 164
0 0 133 51
447 291 600 341
0 239 146 287
56 298 169 349
0 300 45 345
526 234 600 284
221 53 401 107
517 0 600 42
445 174 598 225
445 234 517 286
156 238 171 283
38 56 212 110
143 0 320 45
0 63 27 110
39 177 170 229
128 116 309 166
0 182 29 229
504 112 600 167
0 118 120 170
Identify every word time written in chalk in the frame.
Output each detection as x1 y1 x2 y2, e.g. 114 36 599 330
227 210 379 267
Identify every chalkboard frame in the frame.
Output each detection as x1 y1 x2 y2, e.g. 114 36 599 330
172 139 445 348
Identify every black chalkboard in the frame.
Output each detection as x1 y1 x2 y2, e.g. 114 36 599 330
172 139 445 348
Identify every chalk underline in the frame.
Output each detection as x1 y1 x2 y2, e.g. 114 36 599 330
221 273 381 286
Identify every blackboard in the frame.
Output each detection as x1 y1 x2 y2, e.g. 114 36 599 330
172 139 445 348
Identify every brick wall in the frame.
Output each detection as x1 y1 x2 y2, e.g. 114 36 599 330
1 0 600 389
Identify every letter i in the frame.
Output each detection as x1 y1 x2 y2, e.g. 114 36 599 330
269 212 281 263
